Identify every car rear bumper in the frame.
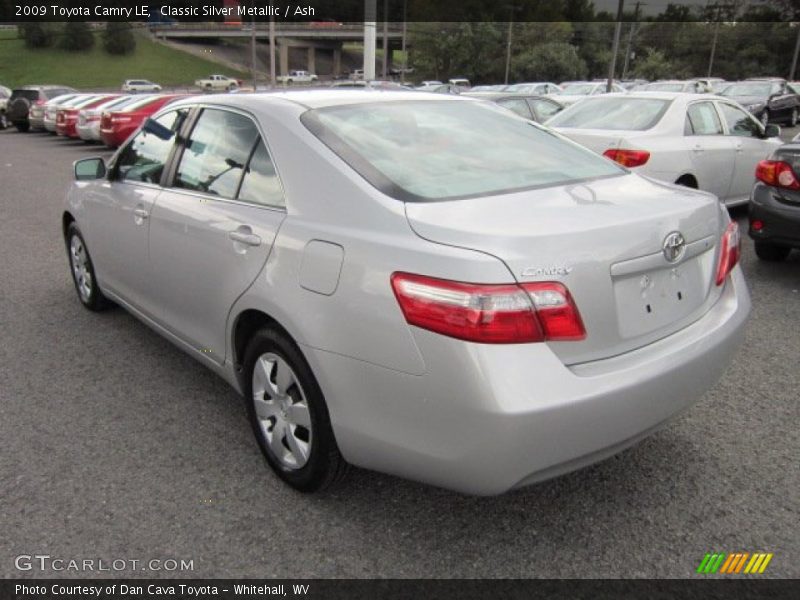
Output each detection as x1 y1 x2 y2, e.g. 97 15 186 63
749 183 800 248
76 122 100 141
304 267 749 495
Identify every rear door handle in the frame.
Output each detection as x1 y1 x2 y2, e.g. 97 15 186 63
692 145 704 153
735 142 743 153
133 207 149 220
229 230 262 247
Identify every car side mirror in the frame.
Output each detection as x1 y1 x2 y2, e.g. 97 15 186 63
763 124 781 138
74 157 106 181
142 117 174 141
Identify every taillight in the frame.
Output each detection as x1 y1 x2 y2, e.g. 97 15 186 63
755 160 800 190
715 221 741 286
111 115 132 123
603 148 650 168
390 273 585 344
35 99 46 106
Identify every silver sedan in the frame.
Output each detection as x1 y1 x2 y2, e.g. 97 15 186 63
63 91 750 495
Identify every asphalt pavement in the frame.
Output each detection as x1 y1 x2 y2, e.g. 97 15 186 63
0 126 798 579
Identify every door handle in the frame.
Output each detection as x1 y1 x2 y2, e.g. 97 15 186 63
229 230 262 247
133 207 149 220
735 142 743 153
692 145 704 153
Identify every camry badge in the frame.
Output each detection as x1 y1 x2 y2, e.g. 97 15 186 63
662 231 686 263
521 266 573 278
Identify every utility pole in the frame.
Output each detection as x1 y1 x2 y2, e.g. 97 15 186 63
400 0 407 84
364 0 377 80
269 17 276 86
790 23 800 81
250 0 257 90
607 0 625 92
382 0 389 79
621 1 643 81
707 3 736 77
502 4 522 85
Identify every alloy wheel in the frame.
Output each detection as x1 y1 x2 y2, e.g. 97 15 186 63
252 352 312 470
69 235 92 302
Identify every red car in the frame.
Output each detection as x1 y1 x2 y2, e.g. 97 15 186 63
56 94 120 138
100 94 185 148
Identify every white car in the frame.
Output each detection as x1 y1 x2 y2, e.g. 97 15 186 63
121 79 162 93
195 74 241 92
638 80 711 94
554 81 627 105
547 92 784 206
277 70 319 84
505 82 562 95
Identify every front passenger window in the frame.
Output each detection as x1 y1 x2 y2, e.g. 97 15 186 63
719 103 762 138
116 110 185 184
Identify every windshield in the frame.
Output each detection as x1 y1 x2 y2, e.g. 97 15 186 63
547 97 670 130
721 83 772 97
558 84 595 95
302 100 623 201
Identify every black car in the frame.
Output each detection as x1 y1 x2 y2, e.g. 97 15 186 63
720 79 800 128
6 85 75 132
461 92 565 123
749 139 800 261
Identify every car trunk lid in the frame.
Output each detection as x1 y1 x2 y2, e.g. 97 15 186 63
404 173 724 365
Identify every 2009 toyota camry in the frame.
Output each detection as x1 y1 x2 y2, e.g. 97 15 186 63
63 91 750 495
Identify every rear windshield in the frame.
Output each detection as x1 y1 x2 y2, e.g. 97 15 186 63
721 83 772 97
547 97 670 130
11 90 40 102
643 82 685 92
302 100 623 201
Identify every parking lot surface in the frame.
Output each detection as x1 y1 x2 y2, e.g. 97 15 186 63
1 127 798 578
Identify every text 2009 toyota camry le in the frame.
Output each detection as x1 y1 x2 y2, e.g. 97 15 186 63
63 91 750 495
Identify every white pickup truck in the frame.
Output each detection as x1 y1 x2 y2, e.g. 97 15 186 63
195 74 241 92
277 70 319 85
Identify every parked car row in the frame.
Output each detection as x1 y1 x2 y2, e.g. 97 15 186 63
6 86 191 148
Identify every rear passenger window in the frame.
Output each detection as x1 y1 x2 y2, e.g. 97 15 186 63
237 140 284 208
685 102 722 135
116 110 186 184
496 98 532 119
175 109 259 198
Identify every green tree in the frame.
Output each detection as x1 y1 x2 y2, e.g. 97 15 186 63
19 23 58 48
632 48 675 81
60 22 95 52
103 22 136 56
510 42 587 82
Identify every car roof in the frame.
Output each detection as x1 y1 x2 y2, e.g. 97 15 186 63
169 90 467 111
463 91 553 100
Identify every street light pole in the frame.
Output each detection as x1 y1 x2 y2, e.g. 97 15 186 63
607 0 625 92
504 18 513 85
269 17 276 86
790 23 800 81
364 0 377 80
250 0 257 90
401 0 407 84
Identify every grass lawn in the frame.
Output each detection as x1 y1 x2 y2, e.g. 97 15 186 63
0 29 247 89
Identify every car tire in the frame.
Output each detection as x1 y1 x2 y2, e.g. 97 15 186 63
243 328 349 493
760 110 770 127
754 241 791 262
65 223 114 311
15 121 30 132
790 108 798 127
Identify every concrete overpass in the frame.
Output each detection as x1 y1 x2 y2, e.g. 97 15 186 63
150 23 405 77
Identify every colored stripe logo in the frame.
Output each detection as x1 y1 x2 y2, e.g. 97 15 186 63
696 552 773 574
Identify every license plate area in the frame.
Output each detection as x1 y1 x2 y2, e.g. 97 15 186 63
611 238 715 339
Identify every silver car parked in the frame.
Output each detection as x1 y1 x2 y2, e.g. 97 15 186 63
63 91 750 495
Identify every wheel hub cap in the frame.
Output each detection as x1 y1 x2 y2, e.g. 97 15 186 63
251 353 312 470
